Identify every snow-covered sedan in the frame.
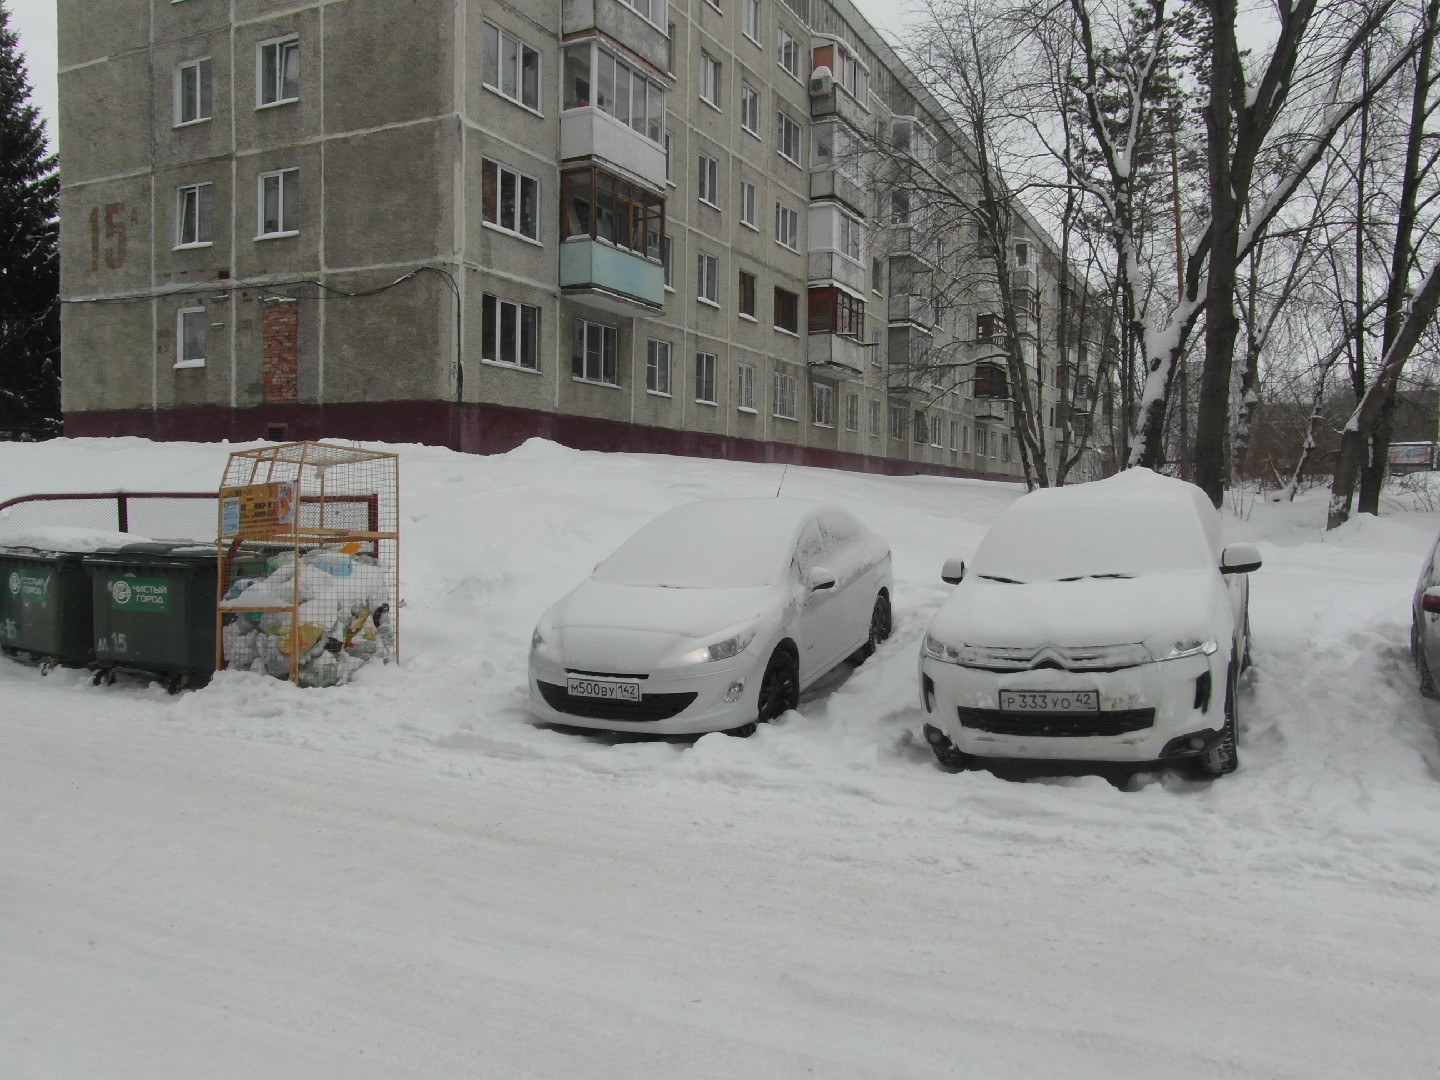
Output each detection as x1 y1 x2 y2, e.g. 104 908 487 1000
919 469 1260 778
1410 526 1440 696
529 498 892 736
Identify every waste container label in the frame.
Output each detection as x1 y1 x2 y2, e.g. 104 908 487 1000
220 481 296 538
108 576 170 612
8 570 49 604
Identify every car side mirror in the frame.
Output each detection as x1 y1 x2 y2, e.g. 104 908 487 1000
807 566 838 592
1423 586 1440 614
1220 543 1261 575
941 557 966 585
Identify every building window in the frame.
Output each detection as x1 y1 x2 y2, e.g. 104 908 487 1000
572 319 619 385
176 308 206 368
664 132 674 183
482 294 540 370
778 26 801 79
931 416 943 447
892 189 911 224
737 362 757 411
732 182 756 233
913 410 927 444
888 403 905 440
562 43 665 142
257 168 299 237
838 209 864 262
845 392 859 432
482 159 540 242
561 166 664 259
175 183 213 248
991 430 999 458
740 81 760 135
483 22 541 111
773 371 798 419
976 311 1005 344
700 53 721 107
973 362 1008 399
738 270 757 318
698 153 720 207
257 37 299 107
1014 241 1030 266
1001 433 1012 462
697 250 720 305
812 383 835 427
773 287 798 333
872 257 883 294
662 235 675 289
950 420 959 450
807 286 864 336
743 0 761 42
646 339 673 395
622 0 659 22
775 201 799 251
695 352 718 404
176 58 212 125
962 424 970 452
777 110 802 164
869 399 881 438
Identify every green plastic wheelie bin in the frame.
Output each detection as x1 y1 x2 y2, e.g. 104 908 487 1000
85 542 218 691
0 545 95 667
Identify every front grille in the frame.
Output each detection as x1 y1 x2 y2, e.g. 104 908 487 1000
538 681 697 722
956 706 1155 737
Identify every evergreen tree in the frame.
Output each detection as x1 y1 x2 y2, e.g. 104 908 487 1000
0 0 58 440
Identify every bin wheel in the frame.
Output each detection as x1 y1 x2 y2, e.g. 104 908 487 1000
165 674 189 695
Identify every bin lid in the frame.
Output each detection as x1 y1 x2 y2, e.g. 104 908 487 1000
86 541 217 565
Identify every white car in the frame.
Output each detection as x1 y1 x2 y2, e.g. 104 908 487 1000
919 469 1260 778
1410 526 1440 696
529 498 892 736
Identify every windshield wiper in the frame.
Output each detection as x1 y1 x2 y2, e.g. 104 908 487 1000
978 574 1024 584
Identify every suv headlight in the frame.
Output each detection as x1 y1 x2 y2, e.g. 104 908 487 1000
1146 638 1218 662
923 633 967 665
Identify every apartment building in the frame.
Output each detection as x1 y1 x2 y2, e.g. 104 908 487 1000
57 0 1109 480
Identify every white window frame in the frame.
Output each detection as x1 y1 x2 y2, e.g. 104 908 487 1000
773 371 798 420
175 57 212 126
773 286 799 334
812 383 835 428
700 53 722 108
663 235 675 291
482 159 541 242
845 392 859 432
698 153 720 207
743 0 761 43
482 294 541 371
737 362 757 412
777 110 802 165
738 269 758 320
775 200 799 252
740 81 761 136
646 339 673 396
256 36 300 108
695 352 718 405
697 251 720 306
869 399 881 437
257 168 299 238
176 307 207 369
931 416 944 447
740 179 758 229
664 132 675 184
482 21 542 113
777 26 801 80
175 183 214 248
572 319 619 386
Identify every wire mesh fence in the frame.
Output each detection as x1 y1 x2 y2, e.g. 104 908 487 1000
0 493 217 543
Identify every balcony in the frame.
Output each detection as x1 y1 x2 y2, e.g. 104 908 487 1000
560 239 664 316
808 332 868 377
808 251 866 297
888 292 936 329
887 223 935 269
561 108 668 192
562 0 669 71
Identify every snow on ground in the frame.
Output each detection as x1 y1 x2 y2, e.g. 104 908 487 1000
3 438 1440 1078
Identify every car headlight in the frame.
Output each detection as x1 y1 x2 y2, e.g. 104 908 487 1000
923 633 967 665
1146 638 1218 662
682 627 758 664
531 626 545 650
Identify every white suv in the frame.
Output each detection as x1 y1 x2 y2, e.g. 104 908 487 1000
919 469 1260 779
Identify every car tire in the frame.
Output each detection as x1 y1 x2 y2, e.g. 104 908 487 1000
1416 622 1438 698
1241 607 1252 673
1193 662 1240 779
756 647 799 725
852 592 893 663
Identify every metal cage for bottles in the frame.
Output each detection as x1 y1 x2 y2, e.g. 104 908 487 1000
215 441 400 686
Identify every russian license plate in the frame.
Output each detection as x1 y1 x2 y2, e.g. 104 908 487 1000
567 676 642 702
999 690 1099 713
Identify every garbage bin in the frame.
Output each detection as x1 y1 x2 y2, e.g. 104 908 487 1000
86 542 218 690
0 546 95 666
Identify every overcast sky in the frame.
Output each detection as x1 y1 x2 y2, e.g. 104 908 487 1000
10 0 57 150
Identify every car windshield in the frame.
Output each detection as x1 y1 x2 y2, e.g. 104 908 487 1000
971 478 1217 584
591 501 799 589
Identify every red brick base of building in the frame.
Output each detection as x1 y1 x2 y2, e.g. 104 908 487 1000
63 400 1014 482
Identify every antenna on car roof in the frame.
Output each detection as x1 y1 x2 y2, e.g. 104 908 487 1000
776 465 789 498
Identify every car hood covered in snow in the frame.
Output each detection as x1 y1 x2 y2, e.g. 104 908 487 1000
545 581 775 641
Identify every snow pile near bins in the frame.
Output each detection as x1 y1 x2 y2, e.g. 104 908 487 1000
220 548 395 687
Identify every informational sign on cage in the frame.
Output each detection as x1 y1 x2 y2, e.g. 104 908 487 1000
219 481 296 538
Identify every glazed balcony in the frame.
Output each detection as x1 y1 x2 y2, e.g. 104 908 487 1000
560 107 668 191
560 240 665 316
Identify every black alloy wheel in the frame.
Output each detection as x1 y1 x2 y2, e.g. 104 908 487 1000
1193 662 1240 779
1417 622 1438 698
756 647 799 724
855 592 893 663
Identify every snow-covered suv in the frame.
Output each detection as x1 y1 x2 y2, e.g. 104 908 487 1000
919 469 1260 778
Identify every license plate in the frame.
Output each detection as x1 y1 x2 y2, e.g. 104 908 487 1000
567 676 642 702
999 690 1099 713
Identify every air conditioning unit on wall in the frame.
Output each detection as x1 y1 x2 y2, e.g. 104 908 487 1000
810 66 833 95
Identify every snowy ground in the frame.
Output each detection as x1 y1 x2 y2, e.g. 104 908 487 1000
2 438 1439 1079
